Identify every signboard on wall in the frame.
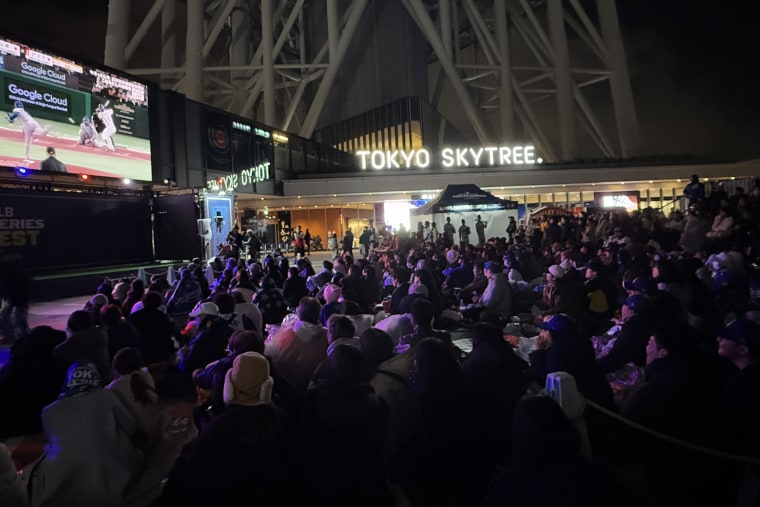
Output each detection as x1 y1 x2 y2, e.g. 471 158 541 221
0 190 152 272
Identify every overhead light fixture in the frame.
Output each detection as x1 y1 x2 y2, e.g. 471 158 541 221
272 132 289 143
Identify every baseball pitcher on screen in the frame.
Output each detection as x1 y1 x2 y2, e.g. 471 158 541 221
6 100 49 161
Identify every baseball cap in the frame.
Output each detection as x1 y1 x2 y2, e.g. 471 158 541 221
189 301 220 318
484 261 503 273
719 317 760 355
621 294 648 313
537 314 578 341
622 276 655 294
582 257 604 272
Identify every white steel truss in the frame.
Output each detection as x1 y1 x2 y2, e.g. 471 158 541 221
106 0 640 161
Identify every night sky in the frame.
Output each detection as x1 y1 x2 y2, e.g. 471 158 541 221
0 0 757 161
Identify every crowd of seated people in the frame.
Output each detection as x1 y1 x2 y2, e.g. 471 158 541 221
1 180 760 506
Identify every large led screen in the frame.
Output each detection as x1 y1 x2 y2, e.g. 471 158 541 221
0 36 151 180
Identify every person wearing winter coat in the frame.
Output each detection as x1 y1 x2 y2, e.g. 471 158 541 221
28 362 143 507
156 352 301 507
265 297 328 391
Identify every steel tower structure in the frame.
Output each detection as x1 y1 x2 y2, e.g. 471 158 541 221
106 0 640 161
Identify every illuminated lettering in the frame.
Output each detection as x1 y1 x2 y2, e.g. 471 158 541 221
499 147 512 165
484 147 498 165
469 147 484 166
441 148 454 168
386 150 400 169
371 151 385 170
524 145 536 164
456 148 468 166
415 149 431 168
399 150 414 168
354 145 537 169
357 151 370 170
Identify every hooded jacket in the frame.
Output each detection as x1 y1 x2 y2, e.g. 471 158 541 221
266 321 328 391
481 272 512 319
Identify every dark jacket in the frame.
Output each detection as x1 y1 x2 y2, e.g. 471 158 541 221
596 314 652 373
282 276 309 308
530 336 614 409
54 327 111 383
0 327 66 437
179 319 233 373
128 308 178 364
157 404 300 507
300 381 391 506
104 319 143 361
389 282 410 315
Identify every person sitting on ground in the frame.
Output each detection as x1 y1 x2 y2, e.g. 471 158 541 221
178 302 233 374
229 269 256 303
300 345 392 506
596 294 654 374
106 347 163 452
319 283 342 327
83 293 108 326
265 297 328 392
397 299 452 353
165 268 202 327
193 330 265 426
483 396 595 507
359 328 395 370
156 352 300 506
230 291 263 334
253 274 288 326
127 291 178 365
121 279 145 315
100 304 143 361
28 362 143 507
307 260 334 294
283 266 309 309
0 326 66 438
325 314 360 356
55 310 111 383
388 267 411 315
466 261 512 321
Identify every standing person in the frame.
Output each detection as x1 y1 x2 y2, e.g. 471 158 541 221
328 232 339 258
443 216 456 247
0 260 31 343
6 100 49 161
304 228 312 255
683 174 706 207
430 222 440 243
475 215 487 245
40 147 67 172
506 217 517 243
459 219 471 247
360 227 371 257
294 227 305 259
95 102 116 151
342 228 354 255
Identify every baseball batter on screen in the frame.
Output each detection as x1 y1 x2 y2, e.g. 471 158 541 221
96 101 116 151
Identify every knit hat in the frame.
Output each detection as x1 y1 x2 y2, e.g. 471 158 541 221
60 362 101 398
223 352 273 406
408 283 429 297
548 265 566 278
89 293 108 307
323 283 342 304
446 250 458 265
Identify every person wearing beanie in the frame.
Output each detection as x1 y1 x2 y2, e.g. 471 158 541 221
28 362 143 507
157 352 300 507
542 265 565 309
320 283 342 326
54 310 111 383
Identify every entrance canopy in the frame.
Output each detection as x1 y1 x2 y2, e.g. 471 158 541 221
411 184 517 215
411 184 518 240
